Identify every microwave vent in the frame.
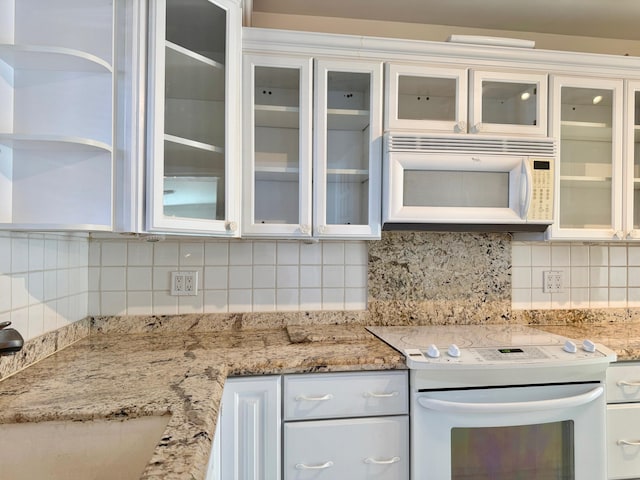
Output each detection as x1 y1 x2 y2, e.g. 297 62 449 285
386 133 556 157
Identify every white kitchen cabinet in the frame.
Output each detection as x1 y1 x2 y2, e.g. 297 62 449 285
284 416 409 480
283 370 409 480
385 63 547 137
624 81 640 240
242 53 313 238
146 0 241 236
549 75 624 240
242 52 382 239
207 375 281 480
606 363 640 480
0 0 115 230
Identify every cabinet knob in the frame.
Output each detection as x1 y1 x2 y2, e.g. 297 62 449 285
316 225 327 234
299 224 311 235
472 122 483 133
225 221 237 232
454 121 467 133
613 230 624 240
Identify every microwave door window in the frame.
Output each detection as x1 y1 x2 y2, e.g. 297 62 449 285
451 421 575 479
403 170 509 208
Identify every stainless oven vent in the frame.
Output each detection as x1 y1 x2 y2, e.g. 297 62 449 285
386 133 556 157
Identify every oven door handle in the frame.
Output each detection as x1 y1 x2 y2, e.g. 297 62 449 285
417 386 603 414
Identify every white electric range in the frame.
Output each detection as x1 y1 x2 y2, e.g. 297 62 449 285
366 324 617 479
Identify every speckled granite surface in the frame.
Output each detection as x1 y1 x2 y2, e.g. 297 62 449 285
0 325 404 480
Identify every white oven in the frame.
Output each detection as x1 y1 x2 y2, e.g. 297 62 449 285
367 325 617 480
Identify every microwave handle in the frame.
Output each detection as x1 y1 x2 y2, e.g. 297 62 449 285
417 385 603 414
520 159 533 219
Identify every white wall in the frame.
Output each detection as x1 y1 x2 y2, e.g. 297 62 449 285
88 238 368 316
0 232 88 341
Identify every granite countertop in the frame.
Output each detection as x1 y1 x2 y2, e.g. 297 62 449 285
0 325 405 480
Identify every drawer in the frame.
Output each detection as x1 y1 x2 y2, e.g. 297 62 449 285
284 416 409 480
608 404 640 479
283 370 408 420
607 363 640 403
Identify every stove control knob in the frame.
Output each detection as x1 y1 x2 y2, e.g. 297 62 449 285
582 339 596 353
447 344 461 358
426 344 440 359
563 340 577 354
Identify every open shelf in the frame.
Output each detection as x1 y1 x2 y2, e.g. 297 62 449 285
0 133 112 153
0 44 112 72
255 166 300 182
327 168 369 183
164 135 225 177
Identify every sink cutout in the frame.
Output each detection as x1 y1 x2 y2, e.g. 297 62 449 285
0 415 170 480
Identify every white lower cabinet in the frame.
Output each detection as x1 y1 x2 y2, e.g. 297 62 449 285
284 416 409 480
207 375 281 480
606 363 640 479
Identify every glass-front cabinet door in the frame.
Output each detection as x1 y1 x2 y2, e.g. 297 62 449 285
314 59 383 238
469 70 548 136
147 0 240 235
385 64 467 133
550 76 624 240
625 81 640 239
242 54 312 237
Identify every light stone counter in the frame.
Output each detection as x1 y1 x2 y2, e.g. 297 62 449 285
0 325 405 480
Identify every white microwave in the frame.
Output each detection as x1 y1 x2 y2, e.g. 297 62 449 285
383 134 556 231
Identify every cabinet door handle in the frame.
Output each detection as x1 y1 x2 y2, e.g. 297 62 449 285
364 456 401 465
363 391 399 398
617 380 640 387
295 461 334 470
618 440 640 446
295 394 333 401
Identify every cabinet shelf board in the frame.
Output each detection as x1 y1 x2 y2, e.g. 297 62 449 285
0 133 112 152
560 176 612 189
327 108 370 131
165 41 224 101
561 121 612 141
255 105 300 128
164 135 225 177
327 168 369 183
0 44 112 72
255 166 300 181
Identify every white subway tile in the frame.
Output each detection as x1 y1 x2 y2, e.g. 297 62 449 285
204 241 229 266
530 289 551 309
530 245 550 267
345 242 368 265
345 265 367 289
11 237 29 273
531 267 547 290
511 243 531 267
204 266 229 290
253 242 276 265
300 288 322 311
28 238 44 271
101 291 127 316
11 274 29 310
10 307 29 339
629 267 640 287
229 265 252 289
322 288 345 310
0 237 11 274
609 266 628 288
589 288 609 308
88 292 101 315
323 265 345 288
101 267 126 292
629 245 640 266
276 288 299 311
88 241 101 268
27 271 44 306
204 290 228 313
43 301 58 333
178 295 204 314
345 288 367 310
0 275 11 312
589 266 608 288
628 288 640 307
152 267 174 292
101 242 127 266
323 242 345 265
589 245 609 266
550 245 571 267
253 265 276 289
229 242 253 265
570 244 590 266
228 289 252 312
300 265 321 289
511 267 532 289
253 289 276 312
550 290 571 309
180 242 205 266
570 267 589 288
300 242 322 264
127 242 153 266
153 242 179 266
511 288 532 310
127 267 152 291
610 246 627 267
127 292 153 315
609 288 627 308
277 265 298 289
28 303 44 338
152 292 179 315
277 242 300 265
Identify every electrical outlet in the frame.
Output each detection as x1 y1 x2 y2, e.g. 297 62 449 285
543 270 562 293
170 271 198 296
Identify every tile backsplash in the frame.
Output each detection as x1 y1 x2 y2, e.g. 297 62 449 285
88 238 368 316
0 232 88 341
512 242 640 309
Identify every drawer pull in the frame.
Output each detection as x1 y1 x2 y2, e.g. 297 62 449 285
364 391 399 398
295 461 334 470
617 380 640 387
295 394 333 402
618 440 640 446
364 456 401 465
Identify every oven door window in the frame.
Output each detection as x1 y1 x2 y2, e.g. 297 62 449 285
451 421 575 479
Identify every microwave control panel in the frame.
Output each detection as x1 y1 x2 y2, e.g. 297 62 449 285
527 157 554 221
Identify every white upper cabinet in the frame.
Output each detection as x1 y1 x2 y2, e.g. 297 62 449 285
0 0 115 230
549 75 624 240
146 0 240 235
385 63 547 137
242 54 313 238
314 59 383 239
624 81 640 240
